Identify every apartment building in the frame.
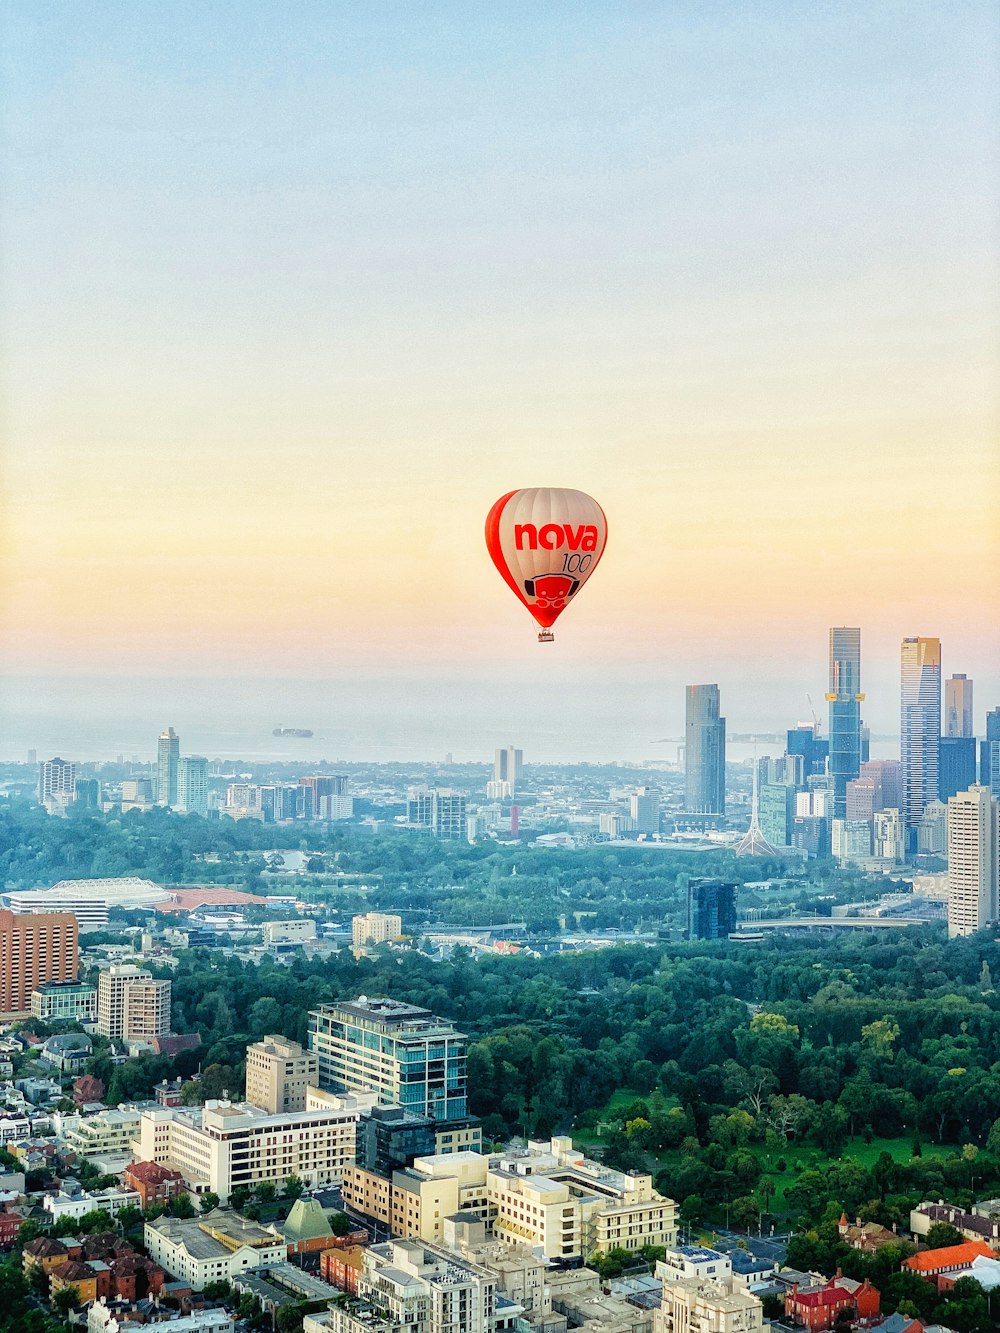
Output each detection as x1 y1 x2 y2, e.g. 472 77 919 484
0 909 78 1019
655 1277 764 1333
97 965 171 1041
31 980 97 1024
134 1092 378 1202
351 913 403 953
66 1107 142 1159
244 1035 319 1114
305 1239 496 1333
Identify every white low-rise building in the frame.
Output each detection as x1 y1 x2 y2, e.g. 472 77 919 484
43 1185 141 1223
66 1106 142 1159
89 1303 233 1333
135 1090 378 1202
655 1276 763 1333
144 1208 287 1289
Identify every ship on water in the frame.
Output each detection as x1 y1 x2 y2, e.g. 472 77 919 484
273 726 313 737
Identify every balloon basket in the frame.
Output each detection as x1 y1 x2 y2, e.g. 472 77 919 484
537 630 555 644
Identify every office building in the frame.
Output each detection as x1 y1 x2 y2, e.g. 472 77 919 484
38 757 76 812
258 784 299 821
859 759 902 813
298 775 351 821
947 786 1000 939
0 910 78 1019
981 708 1000 799
759 783 796 848
157 728 180 807
493 747 523 794
73 778 101 810
97 965 171 1041
845 778 878 823
121 777 154 808
786 724 828 779
901 637 941 841
685 685 725 815
406 788 434 827
31 980 97 1024
352 1104 480 1181
245 1035 319 1114
687 880 737 940
135 1093 376 1203
352 912 403 952
946 674 974 737
308 997 468 1121
831 819 872 864
873 808 905 864
432 790 467 841
939 736 978 803
176 756 209 815
630 787 661 835
916 801 947 856
826 627 863 820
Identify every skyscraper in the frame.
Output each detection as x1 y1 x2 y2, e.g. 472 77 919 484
685 685 725 815
939 737 977 803
157 728 180 807
945 674 974 738
900 637 941 843
826 627 863 820
630 787 660 835
786 724 828 779
946 786 1000 939
493 747 523 795
176 756 208 815
981 708 1000 800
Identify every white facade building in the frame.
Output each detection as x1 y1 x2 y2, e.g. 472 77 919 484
948 785 1000 938
135 1092 378 1202
144 1209 286 1289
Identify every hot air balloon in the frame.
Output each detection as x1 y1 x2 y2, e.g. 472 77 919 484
485 488 608 642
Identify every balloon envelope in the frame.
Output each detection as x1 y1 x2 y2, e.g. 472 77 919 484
485 487 608 635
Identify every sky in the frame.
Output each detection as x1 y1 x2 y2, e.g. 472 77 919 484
1 2 998 752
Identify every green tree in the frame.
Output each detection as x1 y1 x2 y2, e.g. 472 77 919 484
169 1193 196 1219
329 1211 353 1237
925 1221 965 1249
199 1192 221 1214
283 1174 305 1201
51 1286 80 1316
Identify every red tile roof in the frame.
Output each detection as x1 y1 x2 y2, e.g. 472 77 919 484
905 1240 995 1272
153 887 267 914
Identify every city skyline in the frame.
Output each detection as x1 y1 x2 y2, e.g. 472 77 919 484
1 5 997 702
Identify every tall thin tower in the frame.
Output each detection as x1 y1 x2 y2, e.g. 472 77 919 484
945 675 973 738
736 748 778 857
827 627 863 821
685 685 725 815
901 637 941 843
157 727 180 808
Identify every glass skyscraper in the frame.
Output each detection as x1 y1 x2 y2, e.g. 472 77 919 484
901 637 941 844
827 627 863 821
685 684 725 815
156 727 180 808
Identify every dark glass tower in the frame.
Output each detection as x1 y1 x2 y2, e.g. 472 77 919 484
827 628 863 820
685 684 726 815
687 878 738 939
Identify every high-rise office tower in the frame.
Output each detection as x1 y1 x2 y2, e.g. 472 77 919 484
0 910 78 1019
939 737 977 803
38 757 76 809
298 774 351 820
827 628 863 820
945 674 974 738
859 759 902 814
786 724 828 780
493 747 523 794
630 787 661 835
157 728 180 807
685 685 725 815
900 637 941 842
308 997 468 1121
981 708 1000 799
431 790 467 841
947 786 1000 939
687 879 737 939
176 756 208 815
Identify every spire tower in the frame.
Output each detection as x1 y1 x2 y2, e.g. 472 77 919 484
736 744 778 858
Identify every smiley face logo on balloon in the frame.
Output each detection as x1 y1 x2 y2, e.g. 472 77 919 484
485 488 608 643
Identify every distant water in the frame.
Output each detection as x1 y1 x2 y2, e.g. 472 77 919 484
0 675 901 767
